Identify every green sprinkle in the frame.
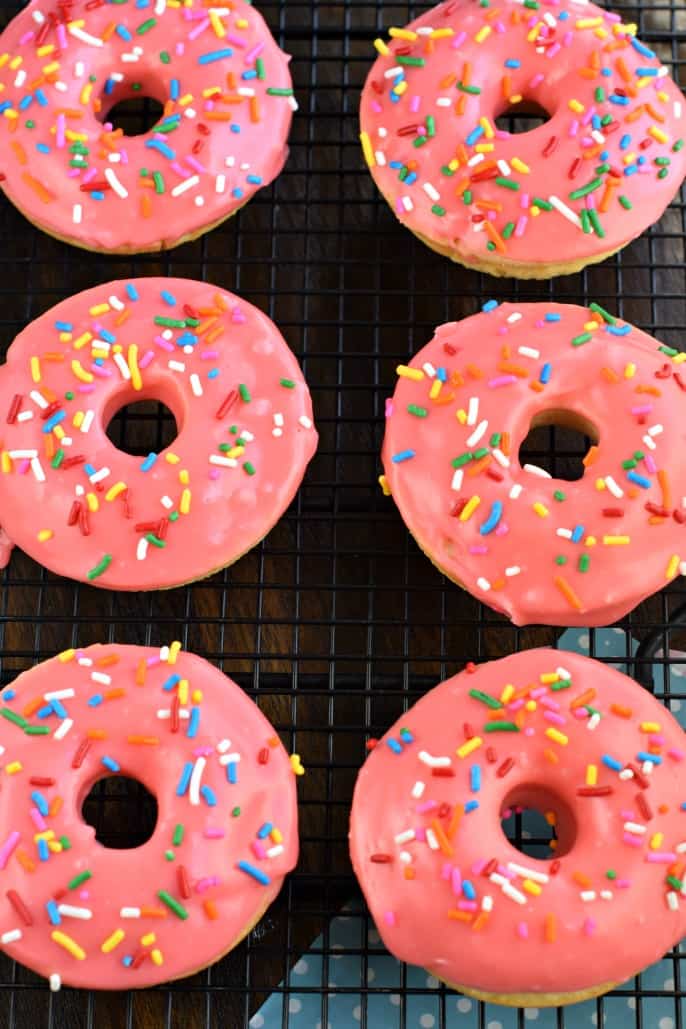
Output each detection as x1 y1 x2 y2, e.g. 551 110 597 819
172 824 185 846
51 449 65 470
555 555 568 566
578 553 590 573
532 197 553 211
255 57 265 80
571 333 593 347
145 533 166 548
432 204 446 216
154 316 186 328
232 807 241 817
463 190 473 205
569 177 604 201
24 726 50 736
618 195 633 210
398 168 408 183
486 242 496 251
658 168 669 180
553 490 566 502
67 870 92 890
157 890 189 920
473 447 489 460
655 157 670 166
483 721 520 733
622 459 637 470
606 870 617 881
580 209 591 235
667 875 683 890
441 165 455 177
523 0 539 8
230 425 238 434
160 50 171 64
588 208 605 238
489 433 501 447
502 221 515 240
468 688 502 710
426 115 436 138
239 384 251 403
0 708 28 729
169 511 179 523
594 87 606 103
600 114 612 127
673 139 684 153
153 171 165 194
397 56 425 67
59 836 72 851
589 303 616 325
452 452 474 468
634 450 644 461
457 82 482 95
266 87 294 97
165 849 175 861
550 679 572 691
136 17 156 33
413 135 428 148
243 462 256 476
595 163 611 175
407 404 428 418
65 392 74 401
660 345 678 357
495 177 519 191
87 554 112 581
25 119 35 129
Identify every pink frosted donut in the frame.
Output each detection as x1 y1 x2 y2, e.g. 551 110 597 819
0 643 300 989
382 301 686 627
0 0 295 253
350 648 686 1006
0 277 317 590
359 0 686 278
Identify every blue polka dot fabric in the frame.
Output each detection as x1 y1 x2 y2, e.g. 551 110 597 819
251 628 686 1029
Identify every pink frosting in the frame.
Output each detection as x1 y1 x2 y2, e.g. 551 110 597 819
0 278 317 590
350 648 686 996
0 0 294 252
359 0 686 270
382 301 686 626
0 643 299 989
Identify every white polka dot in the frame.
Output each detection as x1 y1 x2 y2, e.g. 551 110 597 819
579 633 590 648
425 975 439 989
457 998 472 1013
249 1016 264 1029
524 1009 540 1021
664 978 675 991
659 1018 675 1029
390 994 401 1007
352 1005 361 1022
288 999 302 1015
367 968 376 984
293 959 309 976
488 1022 503 1029
419 1016 435 1028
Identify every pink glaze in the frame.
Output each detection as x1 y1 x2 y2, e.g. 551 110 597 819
0 0 294 253
359 0 686 271
0 278 317 590
349 649 686 996
0 643 299 989
382 301 686 627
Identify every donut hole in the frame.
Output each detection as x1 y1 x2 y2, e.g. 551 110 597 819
518 409 599 482
81 775 158 849
104 385 183 457
101 95 165 137
500 784 576 860
495 98 552 135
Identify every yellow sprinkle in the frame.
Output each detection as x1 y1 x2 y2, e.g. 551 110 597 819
533 502 549 518
657 90 669 103
71 360 93 384
456 736 483 759
624 362 636 378
475 143 495 153
527 21 542 42
394 80 408 97
271 827 283 844
151 948 164 966
623 152 637 166
649 832 664 851
585 764 598 786
101 929 125 953
510 94 523 105
511 157 530 174
37 529 53 543
79 83 93 106
51 930 85 961
576 16 603 27
86 492 99 513
1 452 11 474
177 679 189 705
88 304 109 317
209 9 225 36
54 426 65 441
545 728 568 746
568 99 585 113
540 673 559 684
389 27 417 41
191 688 203 703
459 495 481 522
500 684 515 703
456 409 467 425
36 45 55 57
475 24 492 43
360 131 375 169
530 205 541 217
128 344 142 392
141 932 156 947
58 648 76 663
168 641 182 665
640 722 661 733
42 61 60 76
178 93 193 107
378 475 391 497
165 452 181 464
73 411 84 429
479 116 494 140
47 841 62 853
73 331 93 350
178 488 192 517
649 125 668 144
373 37 390 56
226 446 245 459
584 320 600 331
593 26 608 39
179 468 190 486
666 555 680 579
5 761 22 775
8 56 22 70
602 535 630 545
674 353 686 365
290 753 305 776
522 879 542 896
105 482 127 502
525 700 537 712
30 357 41 383
91 349 109 360
429 379 442 400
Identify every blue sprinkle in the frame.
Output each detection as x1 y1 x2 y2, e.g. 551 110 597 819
36 143 50 155
135 0 149 7
465 800 479 813
545 312 561 322
591 114 601 130
405 172 418 186
571 525 585 544
37 704 53 719
390 160 403 170
559 9 569 18
163 673 181 692
386 737 403 754
161 290 176 306
122 956 133 967
102 755 120 773
34 87 48 105
606 324 631 336
462 879 476 900
187 707 200 739
631 37 656 59
242 70 258 80
198 48 234 65
637 155 646 166
55 321 73 332
31 791 49 816
627 471 651 489
208 368 219 380
637 751 662 764
177 332 198 347
200 785 217 807
392 450 415 464
227 761 238 784
636 67 658 77
601 754 623 772
505 58 521 68
482 299 498 313
42 410 66 434
38 838 49 862
436 367 448 383
237 860 271 886
230 124 241 134
19 95 33 111
0 102 12 115
246 174 263 185
609 94 630 106
51 699 67 719
625 165 639 177
104 78 116 95
232 187 244 199
681 802 686 811
126 284 139 301
470 765 481 792
600 150 609 161
140 452 157 473
145 139 175 160
46 900 61 924
601 67 612 77
479 500 503 536
465 125 484 147
540 362 552 385
170 78 180 101
90 191 105 202
399 728 414 743
620 134 632 151
3 689 16 702
94 358 105 368
87 694 103 707
115 24 132 40
100 329 116 343
258 823 273 839
389 91 401 105
176 761 194 796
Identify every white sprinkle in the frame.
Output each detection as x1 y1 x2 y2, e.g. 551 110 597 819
466 419 488 448
54 81 68 93
16 411 33 423
136 538 149 562
8 450 37 459
604 476 624 498
436 97 451 107
648 424 663 437
523 463 552 479
113 352 131 381
600 890 613 901
31 9 45 23
591 130 605 145
667 891 679 911
104 167 128 199
505 566 521 577
190 373 203 398
266 844 284 859
31 458 45 483
426 828 440 851
274 413 284 428
411 781 425 799
121 53 140 63
89 467 110 485
78 657 93 667
189 757 206 806
467 153 485 168
91 671 111 686
556 666 571 680
466 397 479 426
580 891 597 902
680 562 686 577
374 150 386 166
451 468 464 492
384 66 403 79
74 61 85 78
624 822 647 834
492 448 510 468
299 415 313 429
54 718 74 740
618 768 634 780
675 842 686 854
80 410 95 434
49 973 61 992
497 159 511 176
171 175 200 198
507 862 549 884
587 712 601 730
30 390 48 409
641 760 654 775
57 905 92 920
161 496 173 510
509 483 523 499
109 295 125 312
72 204 83 225
216 738 232 754
44 689 75 701
156 708 190 720
209 455 238 468
418 751 451 769
218 752 241 766
394 830 416 845
476 576 491 591
549 194 582 228
501 882 527 905
1 929 21 944
518 346 540 359
69 25 104 46
423 182 440 202
481 895 493 912
168 360 186 373
642 435 657 451
194 196 204 208
241 431 255 443
159 645 170 661
507 312 523 324
120 907 141 919
543 11 557 26
422 362 437 378
215 174 226 194
399 851 412 864
401 196 414 213
154 0 166 13
378 127 388 139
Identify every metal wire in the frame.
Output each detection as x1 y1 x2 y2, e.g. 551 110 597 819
0 1 685 1026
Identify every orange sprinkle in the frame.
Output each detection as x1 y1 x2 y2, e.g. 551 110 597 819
484 219 507 253
135 659 147 686
635 385 661 396
570 688 596 710
403 866 415 880
554 575 583 611
573 871 592 888
455 177 471 198
658 469 671 511
645 103 666 124
455 94 467 116
249 96 260 122
466 364 485 380
101 20 117 41
472 912 489 931
140 907 168 919
11 141 27 165
87 729 107 740
610 703 633 718
23 696 44 719
462 61 472 86
615 57 631 82
140 193 152 218
49 796 62 817
529 381 544 393
500 432 511 457
446 803 464 839
448 910 474 923
440 73 458 89
21 172 55 203
543 748 559 765
502 75 511 100
204 111 232 121
127 736 160 745
204 325 226 345
466 455 491 477
491 577 506 591
96 654 120 667
430 819 454 857
498 362 528 378
203 900 219 920
601 366 621 383
544 913 557 943
16 849 36 873
104 688 126 701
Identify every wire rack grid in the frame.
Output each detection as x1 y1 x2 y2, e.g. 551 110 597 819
0 0 686 1027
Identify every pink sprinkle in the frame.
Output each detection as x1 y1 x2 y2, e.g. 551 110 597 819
544 710 566 727
623 833 644 848
620 809 635 820
57 23 67 50
415 827 427 842
78 385 96 394
496 326 508 336
616 878 631 889
488 375 517 388
649 734 665 745
232 307 247 325
56 114 66 149
573 707 590 720
188 17 210 40
416 801 438 814
497 864 515 879
452 31 467 48
384 911 397 927
193 746 213 757
0 831 20 870
208 469 221 481
176 42 185 56
494 521 509 536
668 748 684 761
583 918 596 936
457 900 478 912
506 699 525 712
19 30 34 44
196 876 220 893
562 30 573 46
569 119 579 138
495 129 509 141
494 20 506 33
371 100 383 115
469 545 488 555
227 33 247 48
546 42 561 58
644 454 657 474
517 921 529 939
139 351 155 370
252 841 266 858
67 169 82 179
441 862 452 881
529 73 545 89
90 364 112 379
410 96 421 114
79 890 90 901
530 687 547 699
154 335 175 352
82 167 98 185
646 852 677 863
524 726 535 737
515 216 528 238
395 199 406 216
170 161 190 179
631 405 653 415
120 149 129 166
146 655 161 668
30 808 46 831
520 192 530 210
451 868 462 895
185 156 205 174
200 350 219 360
245 42 264 64
18 459 30 475
582 107 596 127
540 696 561 711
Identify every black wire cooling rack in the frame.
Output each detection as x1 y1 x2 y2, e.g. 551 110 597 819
1 1 686 1027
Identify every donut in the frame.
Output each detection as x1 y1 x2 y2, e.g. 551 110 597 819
0 0 295 253
0 642 300 989
350 647 686 1006
0 277 317 590
381 300 686 627
359 0 686 279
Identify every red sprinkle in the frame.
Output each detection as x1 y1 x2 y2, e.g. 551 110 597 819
62 455 86 469
431 767 455 777
674 373 686 392
482 858 498 877
463 722 475 739
543 135 559 157
170 693 180 734
131 950 149 969
177 865 192 899
71 738 91 769
636 792 653 820
29 777 55 786
371 853 393 863
576 786 614 797
67 501 81 527
550 859 561 875
602 508 624 518
258 747 270 765
6 889 32 926
485 746 497 764
216 391 237 420
6 394 22 425
496 757 515 778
